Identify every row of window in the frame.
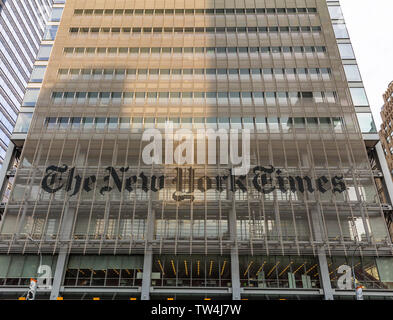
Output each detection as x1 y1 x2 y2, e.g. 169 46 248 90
1 254 391 290
58 67 332 79
0 145 6 161
385 121 393 144
383 119 393 135
0 131 10 146
51 91 338 104
0 112 13 134
44 116 344 131
23 86 344 108
63 46 327 55
74 8 318 15
69 26 322 34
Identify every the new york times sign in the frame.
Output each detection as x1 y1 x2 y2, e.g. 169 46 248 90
41 165 346 202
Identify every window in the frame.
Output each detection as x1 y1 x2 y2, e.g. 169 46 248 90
333 24 349 38
37 45 52 60
350 88 369 106
64 255 144 287
83 118 94 129
265 92 276 105
277 92 287 104
30 66 46 82
338 44 355 59
22 89 40 107
0 255 57 286
302 92 313 99
344 65 361 82
320 68 331 80
52 92 63 104
64 92 75 104
59 117 69 129
325 92 337 104
43 116 345 133
267 118 279 132
68 26 321 35
95 118 106 129
76 92 86 103
328 6 343 19
50 7 63 21
43 25 58 40
357 113 377 133
74 48 84 55
71 117 81 129
294 118 306 129
88 92 98 104
14 113 33 133
59 46 326 58
100 92 110 105
229 92 240 99
120 118 131 129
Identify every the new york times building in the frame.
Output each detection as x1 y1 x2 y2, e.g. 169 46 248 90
0 0 392 300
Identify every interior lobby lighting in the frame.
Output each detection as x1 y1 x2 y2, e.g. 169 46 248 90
158 260 165 275
267 261 280 277
184 260 188 276
171 260 177 275
292 263 305 275
256 261 266 276
305 264 317 275
220 260 227 276
208 261 214 276
278 261 294 277
243 261 254 277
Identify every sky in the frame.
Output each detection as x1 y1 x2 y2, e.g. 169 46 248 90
340 0 393 128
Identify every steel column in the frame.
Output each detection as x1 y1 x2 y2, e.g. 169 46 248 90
311 208 334 300
49 206 75 300
229 203 241 300
376 142 393 204
49 249 67 300
317 248 334 300
141 195 155 300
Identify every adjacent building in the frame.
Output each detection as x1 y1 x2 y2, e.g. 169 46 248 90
379 82 393 176
0 0 392 300
378 81 393 238
0 0 58 202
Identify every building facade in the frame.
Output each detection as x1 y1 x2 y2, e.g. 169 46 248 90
0 0 58 202
380 82 393 177
0 0 392 300
378 81 393 239
326 2 393 241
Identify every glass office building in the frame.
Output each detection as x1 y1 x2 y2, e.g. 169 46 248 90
0 0 56 202
0 0 392 300
0 0 53 168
